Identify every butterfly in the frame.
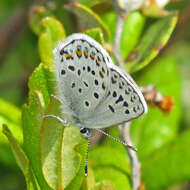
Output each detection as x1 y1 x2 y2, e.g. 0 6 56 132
46 33 147 175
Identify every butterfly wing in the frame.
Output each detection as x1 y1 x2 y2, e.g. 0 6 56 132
53 33 147 129
53 34 110 127
83 64 148 128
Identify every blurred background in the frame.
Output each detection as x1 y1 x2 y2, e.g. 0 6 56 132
0 0 190 190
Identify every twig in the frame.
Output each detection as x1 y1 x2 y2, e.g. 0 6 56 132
113 14 125 70
119 123 141 190
112 1 142 190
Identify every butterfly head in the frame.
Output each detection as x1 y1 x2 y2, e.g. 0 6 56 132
80 127 92 139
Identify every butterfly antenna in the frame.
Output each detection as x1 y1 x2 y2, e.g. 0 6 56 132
95 128 137 152
85 138 91 177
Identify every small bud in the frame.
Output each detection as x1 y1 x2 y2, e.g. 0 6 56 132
117 0 144 12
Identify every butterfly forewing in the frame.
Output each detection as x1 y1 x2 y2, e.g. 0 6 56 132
53 35 110 126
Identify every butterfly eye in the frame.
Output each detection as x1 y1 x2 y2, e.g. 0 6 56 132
80 128 87 134
80 128 91 139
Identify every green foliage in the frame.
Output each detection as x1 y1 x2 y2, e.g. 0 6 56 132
142 130 190 189
29 7 66 66
131 56 181 158
0 99 22 167
84 28 104 45
131 56 182 189
102 11 146 58
64 3 110 41
127 12 178 73
2 125 38 190
1 1 190 190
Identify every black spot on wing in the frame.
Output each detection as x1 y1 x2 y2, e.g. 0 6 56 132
108 105 115 113
61 69 66 75
68 65 75 71
115 95 123 104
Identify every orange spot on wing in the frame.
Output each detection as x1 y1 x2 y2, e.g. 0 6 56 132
83 50 88 58
90 54 95 60
99 71 104 78
76 50 82 57
96 59 100 66
65 54 74 59
102 82 106 90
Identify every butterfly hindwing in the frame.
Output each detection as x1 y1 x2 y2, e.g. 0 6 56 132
83 66 146 128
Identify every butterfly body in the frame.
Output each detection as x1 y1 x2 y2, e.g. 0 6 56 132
53 33 147 131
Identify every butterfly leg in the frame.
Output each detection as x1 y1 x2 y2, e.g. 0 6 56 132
50 94 64 104
43 114 69 126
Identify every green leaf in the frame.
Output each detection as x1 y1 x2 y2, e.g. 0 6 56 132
0 99 22 167
53 0 75 35
85 169 96 190
64 127 87 190
29 6 53 35
2 124 40 190
28 64 55 107
131 56 181 159
29 6 66 66
66 131 87 187
74 0 110 8
127 12 178 73
2 124 27 173
22 65 54 190
38 17 66 66
101 11 145 54
81 169 115 190
64 3 110 41
23 63 87 190
40 97 64 190
0 98 22 144
89 146 131 190
84 28 104 45
94 181 116 190
41 96 87 190
100 11 116 43
142 130 190 189
93 167 130 190
121 12 146 59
